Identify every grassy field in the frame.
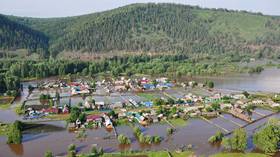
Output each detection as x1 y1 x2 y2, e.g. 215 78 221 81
169 118 187 127
0 96 14 110
101 151 193 157
210 153 268 157
0 123 9 136
137 93 156 101
45 114 70 121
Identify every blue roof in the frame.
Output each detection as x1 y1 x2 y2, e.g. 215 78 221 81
143 101 153 107
143 84 155 89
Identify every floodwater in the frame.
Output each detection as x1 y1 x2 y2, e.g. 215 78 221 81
0 71 280 156
189 67 280 93
0 111 279 157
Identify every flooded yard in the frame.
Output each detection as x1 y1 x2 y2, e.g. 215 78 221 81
0 110 278 157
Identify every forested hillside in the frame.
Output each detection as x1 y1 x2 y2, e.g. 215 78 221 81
4 3 280 58
0 15 49 55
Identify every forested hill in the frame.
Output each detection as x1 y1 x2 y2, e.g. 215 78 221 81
0 14 49 55
4 3 280 58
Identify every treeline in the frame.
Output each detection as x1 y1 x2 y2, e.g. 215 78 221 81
0 15 49 56
5 3 280 58
0 53 239 94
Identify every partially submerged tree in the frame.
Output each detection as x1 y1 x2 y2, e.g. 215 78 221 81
117 134 131 144
7 120 23 144
253 118 280 154
44 151 54 157
222 128 247 151
208 131 224 143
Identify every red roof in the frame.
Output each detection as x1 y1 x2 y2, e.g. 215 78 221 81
87 115 101 121
42 108 58 113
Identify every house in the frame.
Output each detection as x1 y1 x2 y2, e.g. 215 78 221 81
95 101 105 110
156 77 168 83
84 100 93 109
110 102 123 109
252 100 264 105
103 114 113 129
41 107 59 114
62 105 69 114
142 101 153 108
271 103 280 107
76 119 82 128
86 115 103 127
232 94 246 100
140 77 149 84
220 103 232 110
156 83 173 90
202 112 217 117
114 85 127 92
142 84 155 90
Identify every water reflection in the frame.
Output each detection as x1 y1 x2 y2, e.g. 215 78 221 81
186 68 280 93
8 144 24 156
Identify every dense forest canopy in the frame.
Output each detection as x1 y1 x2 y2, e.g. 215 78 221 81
1 3 280 58
0 15 49 56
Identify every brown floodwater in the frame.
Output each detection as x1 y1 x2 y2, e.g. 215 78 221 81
1 72 280 156
0 111 279 157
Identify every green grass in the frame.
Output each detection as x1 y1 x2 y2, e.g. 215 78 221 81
169 118 187 127
0 103 11 110
115 118 130 126
137 93 156 101
0 96 14 110
14 104 25 115
210 153 268 157
45 114 70 121
0 123 9 136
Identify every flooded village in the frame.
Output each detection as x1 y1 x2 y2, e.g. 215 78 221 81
0 69 280 157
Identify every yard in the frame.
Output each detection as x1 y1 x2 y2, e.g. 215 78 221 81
169 118 187 127
0 123 9 136
137 93 156 101
0 96 14 110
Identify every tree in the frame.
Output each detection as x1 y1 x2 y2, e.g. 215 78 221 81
207 81 214 88
208 131 224 143
55 91 60 104
242 91 250 98
78 113 87 123
44 151 54 157
244 104 256 117
167 128 174 135
117 134 131 144
211 102 220 111
153 98 165 106
67 144 76 157
222 128 247 151
7 120 23 144
167 98 175 105
68 107 81 123
253 118 280 154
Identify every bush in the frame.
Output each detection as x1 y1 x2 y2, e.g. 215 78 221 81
117 134 131 144
153 135 161 143
167 128 174 135
133 127 142 137
39 94 51 100
44 151 54 157
208 131 224 143
7 120 23 144
253 118 280 154
67 144 76 157
222 128 247 151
